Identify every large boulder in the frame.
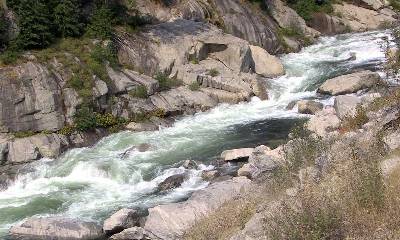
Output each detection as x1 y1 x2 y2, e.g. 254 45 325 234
334 95 362 120
307 107 341 137
221 148 254 162
249 45 285 78
9 217 104 240
0 62 65 132
103 208 141 235
309 13 348 35
144 177 251 239
297 100 323 115
110 227 160 240
317 70 381 96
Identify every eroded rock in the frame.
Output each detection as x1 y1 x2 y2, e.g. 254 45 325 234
297 100 323 115
103 208 140 235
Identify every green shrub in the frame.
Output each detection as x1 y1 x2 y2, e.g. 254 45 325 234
340 106 368 132
74 107 97 131
208 68 220 77
390 0 400 11
155 73 182 91
129 85 148 98
289 0 333 21
14 130 36 138
58 125 76 136
86 6 114 39
0 49 20 65
189 81 201 91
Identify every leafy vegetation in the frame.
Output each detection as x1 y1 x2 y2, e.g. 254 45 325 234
155 73 182 91
207 68 220 77
129 85 148 98
288 0 333 21
189 81 201 91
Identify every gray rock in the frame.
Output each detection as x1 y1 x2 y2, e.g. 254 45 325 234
103 208 141 235
297 100 323 115
92 78 108 98
110 227 160 240
123 69 159 95
201 170 220 181
181 160 198 169
384 129 400 151
126 122 158 132
249 45 285 77
9 217 104 240
63 88 82 124
157 174 186 192
107 66 138 94
229 212 267 240
0 141 8 164
334 95 361 120
309 13 348 35
144 177 251 239
221 148 254 162
318 70 381 95
307 107 341 137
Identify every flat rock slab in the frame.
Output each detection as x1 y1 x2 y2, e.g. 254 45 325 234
9 217 104 240
317 70 381 96
221 148 254 162
144 177 251 239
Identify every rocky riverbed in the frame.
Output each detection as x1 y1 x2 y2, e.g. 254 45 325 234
0 0 399 239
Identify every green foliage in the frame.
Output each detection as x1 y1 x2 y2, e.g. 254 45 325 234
189 81 201 91
14 130 35 138
390 0 400 11
129 85 148 98
73 107 127 132
13 0 55 49
208 68 220 77
58 125 76 136
155 73 182 91
0 7 9 49
53 0 84 37
0 49 20 65
86 6 114 39
289 0 333 21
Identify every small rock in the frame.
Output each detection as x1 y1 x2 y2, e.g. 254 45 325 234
110 227 160 240
181 160 198 169
157 174 186 191
286 100 297 110
237 164 252 178
221 148 254 162
103 208 140 235
297 100 323 115
201 170 220 181
137 143 152 152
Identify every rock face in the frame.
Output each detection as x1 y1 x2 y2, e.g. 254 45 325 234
297 100 323 115
0 62 65 132
133 0 283 53
144 177 251 239
318 70 381 95
309 13 348 35
334 95 362 120
9 217 104 240
103 208 140 235
221 148 254 162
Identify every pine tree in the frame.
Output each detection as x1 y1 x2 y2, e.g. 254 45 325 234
14 0 54 49
0 7 8 49
86 5 114 39
53 0 84 37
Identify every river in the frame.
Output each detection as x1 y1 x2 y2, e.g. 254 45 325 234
0 30 391 237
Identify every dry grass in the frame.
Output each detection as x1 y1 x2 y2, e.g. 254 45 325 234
183 196 258 240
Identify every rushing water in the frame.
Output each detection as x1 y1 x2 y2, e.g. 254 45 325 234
0 30 392 237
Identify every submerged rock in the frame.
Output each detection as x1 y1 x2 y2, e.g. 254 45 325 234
125 122 158 132
318 70 381 95
201 170 220 181
157 174 186 192
103 208 141 235
9 217 104 240
181 160 198 169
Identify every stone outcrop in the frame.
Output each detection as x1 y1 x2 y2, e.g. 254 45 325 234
143 177 251 239
133 0 283 53
157 174 186 191
318 70 381 95
309 13 348 35
0 62 65 133
250 45 285 77
9 217 104 240
103 208 141 235
297 100 323 115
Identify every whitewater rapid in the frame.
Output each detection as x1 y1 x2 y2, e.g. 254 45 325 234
0 30 391 236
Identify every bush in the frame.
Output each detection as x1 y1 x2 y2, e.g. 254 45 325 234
189 81 201 91
340 106 368 132
14 130 36 138
86 6 114 39
74 107 97 131
129 85 148 98
289 0 333 21
208 68 220 77
0 49 20 65
155 73 182 91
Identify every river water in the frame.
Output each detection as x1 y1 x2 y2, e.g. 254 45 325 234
0 30 391 237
